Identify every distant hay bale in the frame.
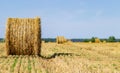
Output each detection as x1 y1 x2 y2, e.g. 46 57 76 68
103 40 106 43
67 39 72 43
56 36 67 44
89 41 92 43
66 39 73 45
5 17 41 55
95 38 101 43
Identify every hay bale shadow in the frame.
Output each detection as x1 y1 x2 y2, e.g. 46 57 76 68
39 53 74 59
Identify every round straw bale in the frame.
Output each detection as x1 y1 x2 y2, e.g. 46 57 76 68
95 38 101 43
56 36 67 44
5 17 41 55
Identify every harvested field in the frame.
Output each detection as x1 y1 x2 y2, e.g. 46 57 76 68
0 42 120 73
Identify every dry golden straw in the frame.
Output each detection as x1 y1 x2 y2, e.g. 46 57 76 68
5 17 41 55
95 38 101 43
56 36 67 44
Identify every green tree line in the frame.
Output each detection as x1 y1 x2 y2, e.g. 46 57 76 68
84 36 117 42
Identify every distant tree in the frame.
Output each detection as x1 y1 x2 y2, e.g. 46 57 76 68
107 36 116 42
91 37 95 42
0 38 5 43
90 37 98 42
83 39 90 42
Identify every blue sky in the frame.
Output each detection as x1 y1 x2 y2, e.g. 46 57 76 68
0 0 120 38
